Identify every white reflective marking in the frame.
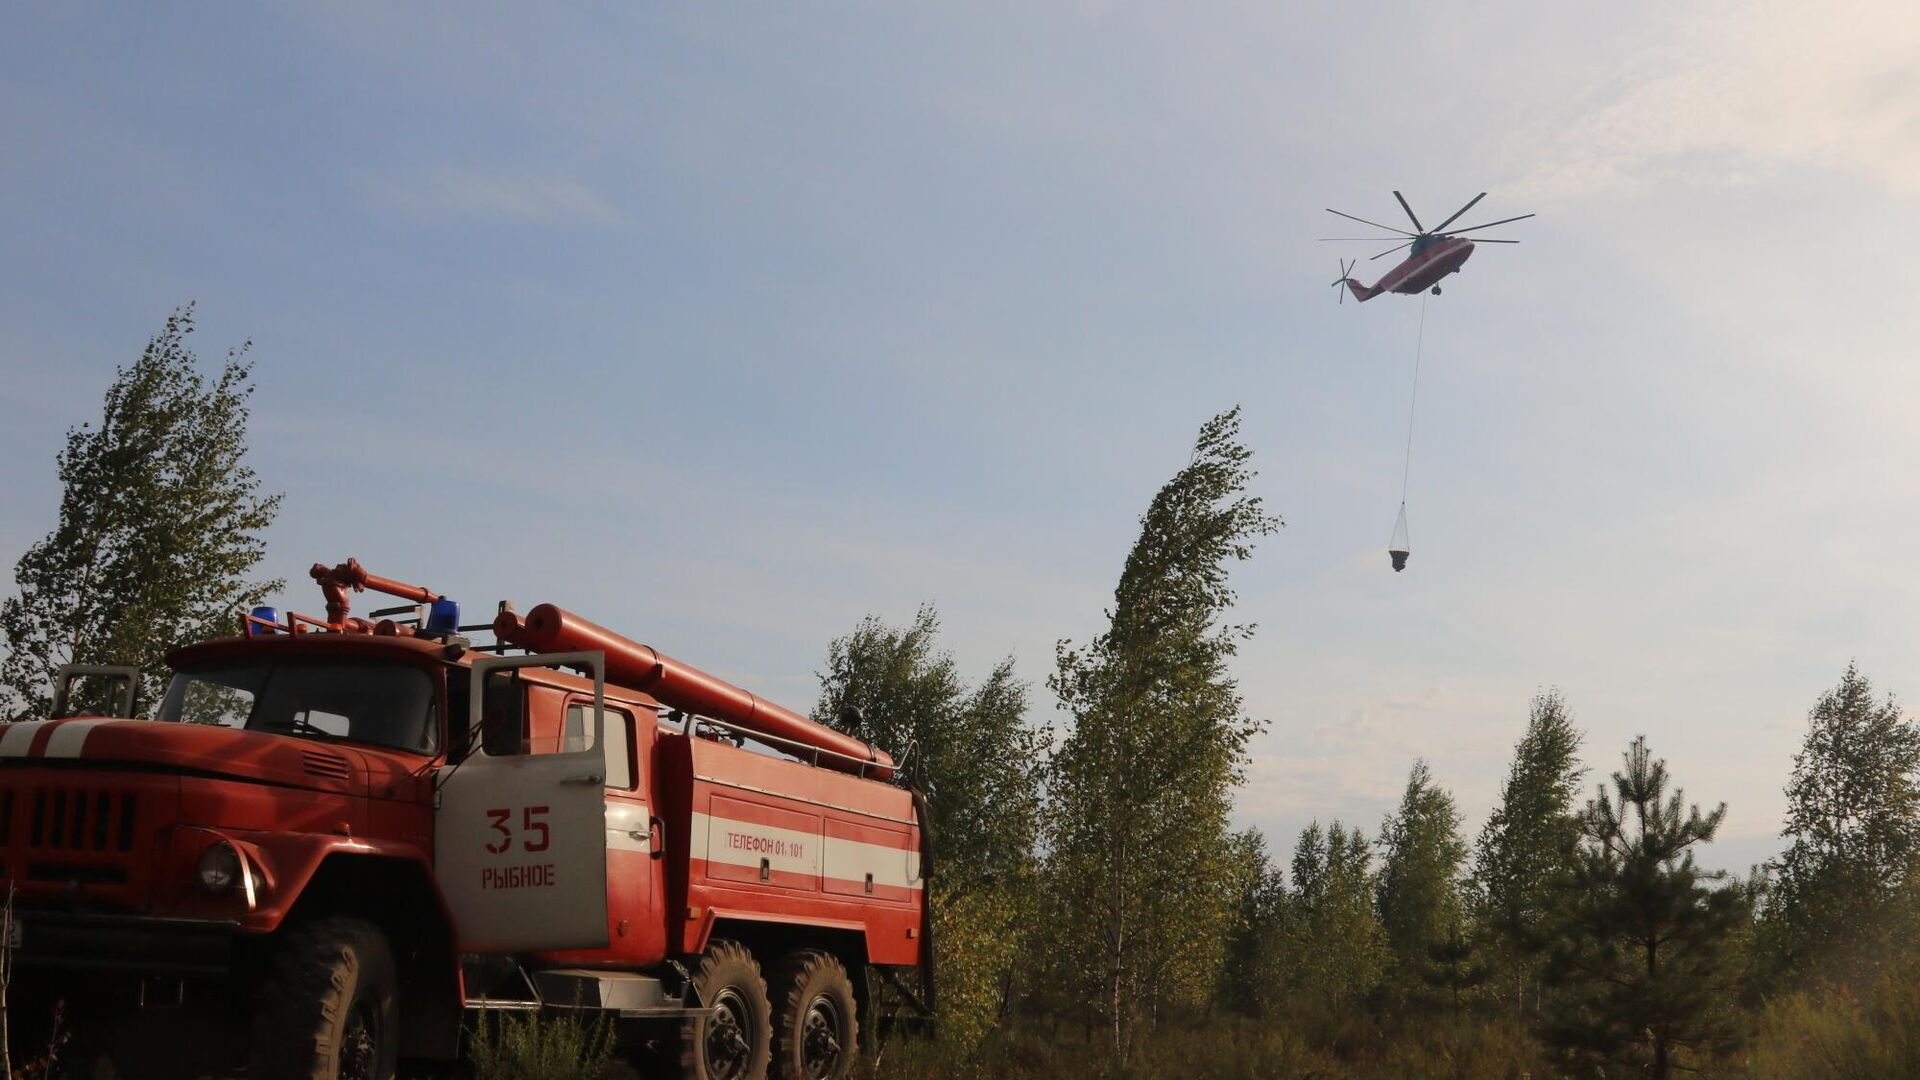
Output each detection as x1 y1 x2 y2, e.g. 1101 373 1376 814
691 812 923 890
694 811 821 878
0 722 52 758
44 719 109 758
823 833 924 890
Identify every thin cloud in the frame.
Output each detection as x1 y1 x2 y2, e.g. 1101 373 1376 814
1510 1 1920 199
368 169 624 224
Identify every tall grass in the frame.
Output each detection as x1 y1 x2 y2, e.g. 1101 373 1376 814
1747 971 1920 1079
466 1008 616 1080
862 1012 1548 1080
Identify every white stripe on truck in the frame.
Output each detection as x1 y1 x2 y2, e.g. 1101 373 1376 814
0 721 52 758
44 719 109 758
692 811 922 891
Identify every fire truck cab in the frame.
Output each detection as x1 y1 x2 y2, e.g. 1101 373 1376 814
0 560 931 1080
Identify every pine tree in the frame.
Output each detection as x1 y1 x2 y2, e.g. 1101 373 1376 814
1375 759 1468 1001
813 606 1046 1048
1765 663 1920 975
1041 407 1280 1061
0 306 281 719
1470 689 1585 1011
1422 924 1490 1013
1542 736 1749 1078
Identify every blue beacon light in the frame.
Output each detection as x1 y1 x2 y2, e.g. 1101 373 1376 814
425 598 461 635
248 606 279 636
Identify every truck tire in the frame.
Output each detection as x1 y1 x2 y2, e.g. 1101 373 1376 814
679 939 772 1080
249 917 400 1080
771 950 858 1080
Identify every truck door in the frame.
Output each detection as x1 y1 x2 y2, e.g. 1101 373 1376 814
564 697 668 963
435 653 611 953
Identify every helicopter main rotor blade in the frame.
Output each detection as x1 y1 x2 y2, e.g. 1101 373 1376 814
1466 238 1520 244
1319 237 1407 241
1441 212 1536 235
1369 241 1414 261
1325 208 1417 236
1392 191 1424 232
1430 192 1487 233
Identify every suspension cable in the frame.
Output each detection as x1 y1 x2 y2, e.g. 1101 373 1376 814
1400 293 1428 502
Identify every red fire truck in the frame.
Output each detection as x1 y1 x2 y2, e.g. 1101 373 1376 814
2 559 932 1080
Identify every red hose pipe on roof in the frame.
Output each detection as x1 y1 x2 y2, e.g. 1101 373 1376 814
494 603 895 781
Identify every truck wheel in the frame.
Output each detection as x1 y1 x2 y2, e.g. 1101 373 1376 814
249 917 400 1080
772 951 857 1080
679 939 772 1080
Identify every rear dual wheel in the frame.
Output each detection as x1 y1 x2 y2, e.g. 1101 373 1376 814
677 942 859 1080
772 951 857 1080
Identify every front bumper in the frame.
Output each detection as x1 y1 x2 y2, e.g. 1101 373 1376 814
9 911 237 977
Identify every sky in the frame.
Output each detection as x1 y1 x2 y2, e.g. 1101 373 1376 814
4 2 1919 874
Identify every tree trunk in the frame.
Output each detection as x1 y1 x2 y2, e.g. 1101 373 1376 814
1647 935 1664 1078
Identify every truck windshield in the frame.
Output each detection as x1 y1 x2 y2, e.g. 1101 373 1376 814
157 660 438 754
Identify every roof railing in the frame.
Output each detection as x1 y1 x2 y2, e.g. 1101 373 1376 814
671 708 894 782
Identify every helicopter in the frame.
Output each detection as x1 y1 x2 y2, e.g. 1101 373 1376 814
1323 191 1532 302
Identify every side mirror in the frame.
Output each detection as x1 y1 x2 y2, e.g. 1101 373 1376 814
462 651 604 764
51 664 140 719
480 671 527 757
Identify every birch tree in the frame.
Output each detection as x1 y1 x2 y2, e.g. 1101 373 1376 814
814 606 1046 1049
0 306 280 719
1375 759 1468 1000
1765 664 1920 976
1469 689 1585 1012
1040 407 1280 1061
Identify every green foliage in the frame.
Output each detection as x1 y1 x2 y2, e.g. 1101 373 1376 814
1216 828 1286 1017
1751 914 1920 1076
814 605 1046 1051
922 878 1028 1053
1374 759 1467 998
1764 663 1920 978
816 605 1047 892
1278 821 1388 1009
861 1012 1547 1080
1368 1013 1552 1080
1469 689 1584 1016
1040 407 1280 1061
0 305 281 720
465 1008 614 1080
1748 967 1920 1079
1748 859 1920 1073
1422 924 1492 1013
1542 736 1750 1078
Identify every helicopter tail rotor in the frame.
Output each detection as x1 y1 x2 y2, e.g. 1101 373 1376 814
1330 258 1356 304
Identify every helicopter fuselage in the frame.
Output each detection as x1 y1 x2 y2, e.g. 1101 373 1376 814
1326 190 1531 303
1344 237 1474 302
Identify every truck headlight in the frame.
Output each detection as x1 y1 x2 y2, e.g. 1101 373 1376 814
196 843 241 893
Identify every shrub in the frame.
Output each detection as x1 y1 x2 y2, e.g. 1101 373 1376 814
1747 971 1920 1079
467 1008 615 1080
